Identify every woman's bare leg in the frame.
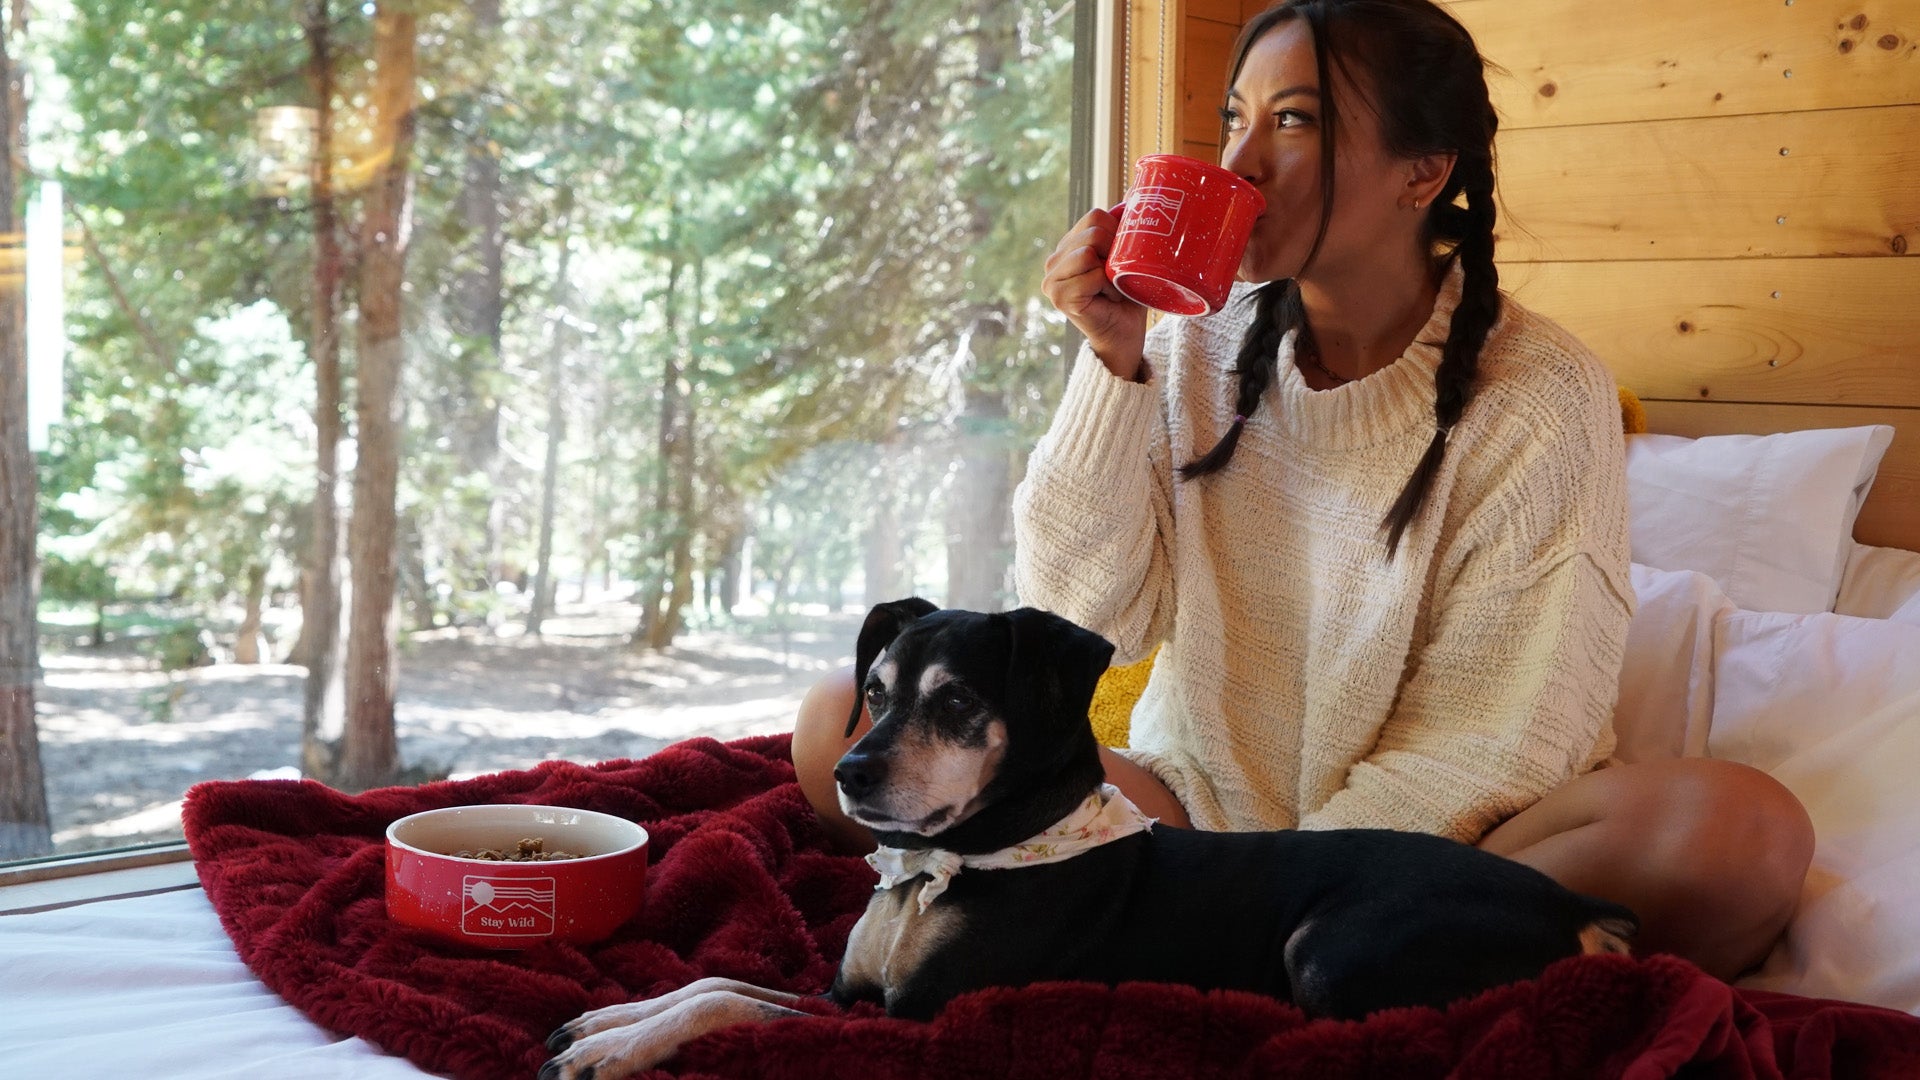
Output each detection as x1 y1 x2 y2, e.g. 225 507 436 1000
791 665 1191 854
1478 757 1813 981
790 667 875 853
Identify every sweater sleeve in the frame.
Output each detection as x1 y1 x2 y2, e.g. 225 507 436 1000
1011 345 1177 665
1298 366 1635 843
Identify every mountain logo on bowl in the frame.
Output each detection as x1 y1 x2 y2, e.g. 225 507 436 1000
461 875 557 937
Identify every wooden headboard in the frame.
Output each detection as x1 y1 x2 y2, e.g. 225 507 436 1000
1122 0 1920 550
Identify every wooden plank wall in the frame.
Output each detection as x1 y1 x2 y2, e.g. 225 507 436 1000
1156 0 1920 550
1121 0 1270 165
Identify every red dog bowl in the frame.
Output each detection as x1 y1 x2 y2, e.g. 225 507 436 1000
385 804 648 949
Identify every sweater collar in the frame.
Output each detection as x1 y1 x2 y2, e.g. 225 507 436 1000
1262 260 1467 451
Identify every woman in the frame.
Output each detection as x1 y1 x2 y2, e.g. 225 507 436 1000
793 0 1811 981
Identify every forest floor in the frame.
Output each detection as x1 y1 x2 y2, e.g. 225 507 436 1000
35 600 861 854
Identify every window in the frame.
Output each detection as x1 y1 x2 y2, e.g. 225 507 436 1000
0 0 1093 862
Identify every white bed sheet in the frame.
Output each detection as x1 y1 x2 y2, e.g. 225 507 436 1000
0 887 433 1079
1617 562 1920 1014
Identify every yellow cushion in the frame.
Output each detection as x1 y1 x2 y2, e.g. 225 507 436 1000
1089 648 1156 749
1618 384 1647 435
1085 389 1645 750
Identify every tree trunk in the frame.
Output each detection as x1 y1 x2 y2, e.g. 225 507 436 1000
452 0 504 458
656 386 696 643
709 491 745 617
339 5 416 792
864 500 905 607
0 1 50 859
396 511 435 630
942 13 1019 612
634 251 682 649
527 205 574 637
234 562 266 664
863 428 907 607
579 363 612 604
297 0 349 778
646 256 700 649
454 0 506 589
944 314 1015 610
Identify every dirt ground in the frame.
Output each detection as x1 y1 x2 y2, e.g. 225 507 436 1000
35 602 861 853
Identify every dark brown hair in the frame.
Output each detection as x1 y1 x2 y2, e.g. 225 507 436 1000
1179 0 1502 558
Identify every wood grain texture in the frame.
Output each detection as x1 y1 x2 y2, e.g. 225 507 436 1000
1639 400 1920 549
1183 14 1238 147
1182 139 1223 163
1447 0 1920 130
1495 104 1920 261
1187 0 1243 23
1503 257 1920 408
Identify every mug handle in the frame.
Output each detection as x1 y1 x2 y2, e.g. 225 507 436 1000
1101 201 1135 300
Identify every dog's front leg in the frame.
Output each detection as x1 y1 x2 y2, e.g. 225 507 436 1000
541 977 809 1080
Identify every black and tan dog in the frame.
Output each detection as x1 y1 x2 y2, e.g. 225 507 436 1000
542 599 1636 1080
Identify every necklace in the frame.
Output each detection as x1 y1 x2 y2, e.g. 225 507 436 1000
1296 343 1352 387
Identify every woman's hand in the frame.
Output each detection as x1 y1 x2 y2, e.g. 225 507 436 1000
1042 207 1149 381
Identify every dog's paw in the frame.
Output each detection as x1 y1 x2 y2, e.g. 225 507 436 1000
542 980 807 1080
537 1053 591 1080
546 1000 652 1056
540 1014 697 1080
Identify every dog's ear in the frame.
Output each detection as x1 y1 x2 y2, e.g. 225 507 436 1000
845 597 941 736
1000 607 1115 730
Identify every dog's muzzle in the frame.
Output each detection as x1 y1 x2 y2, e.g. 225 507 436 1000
834 749 887 803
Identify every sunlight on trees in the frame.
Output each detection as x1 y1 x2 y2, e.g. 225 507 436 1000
4 0 1077 829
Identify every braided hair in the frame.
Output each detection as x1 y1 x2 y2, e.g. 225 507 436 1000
1179 0 1503 558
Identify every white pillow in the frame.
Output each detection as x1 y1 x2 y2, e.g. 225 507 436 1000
1836 542 1920 627
1624 426 1893 615
1707 609 1920 1012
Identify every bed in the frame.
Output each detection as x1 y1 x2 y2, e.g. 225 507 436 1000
5 425 1920 1078
1610 425 1920 1017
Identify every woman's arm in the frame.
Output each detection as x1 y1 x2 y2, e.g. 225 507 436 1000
1012 345 1177 665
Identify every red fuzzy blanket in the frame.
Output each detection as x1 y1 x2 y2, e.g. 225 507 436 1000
182 735 1920 1080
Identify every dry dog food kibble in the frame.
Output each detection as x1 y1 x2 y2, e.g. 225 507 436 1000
452 837 583 861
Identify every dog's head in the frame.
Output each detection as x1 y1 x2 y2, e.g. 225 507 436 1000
834 599 1115 852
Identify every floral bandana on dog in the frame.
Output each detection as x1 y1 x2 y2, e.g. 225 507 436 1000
865 784 1157 914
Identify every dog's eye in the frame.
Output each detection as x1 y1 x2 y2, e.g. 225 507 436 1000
863 685 885 711
937 688 972 715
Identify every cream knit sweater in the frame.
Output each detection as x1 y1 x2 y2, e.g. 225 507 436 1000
1012 270 1634 842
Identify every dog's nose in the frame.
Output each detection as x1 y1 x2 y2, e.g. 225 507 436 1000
834 752 887 801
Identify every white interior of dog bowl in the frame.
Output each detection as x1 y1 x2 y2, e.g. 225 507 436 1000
387 804 646 863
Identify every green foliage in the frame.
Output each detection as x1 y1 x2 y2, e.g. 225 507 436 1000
42 300 312 606
37 0 1079 640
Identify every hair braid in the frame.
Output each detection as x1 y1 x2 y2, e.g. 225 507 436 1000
1380 154 1501 556
1179 281 1304 479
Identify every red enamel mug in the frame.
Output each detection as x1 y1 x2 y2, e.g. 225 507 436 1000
1105 154 1266 317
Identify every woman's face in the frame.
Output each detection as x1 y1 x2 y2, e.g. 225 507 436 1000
1220 19 1423 285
